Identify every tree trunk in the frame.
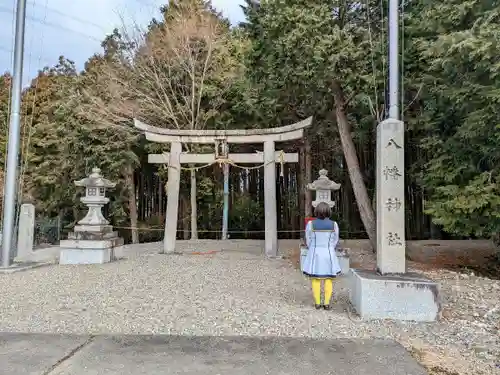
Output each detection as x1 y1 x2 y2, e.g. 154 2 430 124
181 194 190 240
304 138 312 217
298 145 306 231
332 81 376 250
190 168 198 240
249 168 258 196
72 207 79 226
158 176 163 217
125 165 139 244
291 165 297 238
430 223 441 240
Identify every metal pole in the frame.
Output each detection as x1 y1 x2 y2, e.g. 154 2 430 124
388 0 399 119
1 0 27 267
222 163 229 240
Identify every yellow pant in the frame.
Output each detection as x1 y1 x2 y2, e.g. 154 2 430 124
311 278 334 306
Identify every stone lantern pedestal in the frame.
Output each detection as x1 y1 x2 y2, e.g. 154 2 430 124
59 168 124 265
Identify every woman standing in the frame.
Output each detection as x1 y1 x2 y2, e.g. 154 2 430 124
302 202 341 309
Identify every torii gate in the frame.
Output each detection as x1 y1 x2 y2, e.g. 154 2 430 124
134 117 312 257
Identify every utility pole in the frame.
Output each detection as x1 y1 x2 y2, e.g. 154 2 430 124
2 0 27 267
388 0 399 119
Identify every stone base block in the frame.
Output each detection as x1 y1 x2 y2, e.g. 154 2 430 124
348 269 441 322
337 254 350 275
59 248 114 265
337 248 350 275
60 237 124 249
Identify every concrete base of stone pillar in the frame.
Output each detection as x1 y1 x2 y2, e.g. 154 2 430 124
59 225 124 265
348 269 441 322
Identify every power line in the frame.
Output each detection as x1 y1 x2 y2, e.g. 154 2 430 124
0 0 164 70
133 0 161 10
17 0 49 238
0 6 102 43
26 0 108 32
0 44 57 68
0 1 164 44
0 46 13 56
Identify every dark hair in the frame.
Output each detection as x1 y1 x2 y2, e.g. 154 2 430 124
314 202 331 219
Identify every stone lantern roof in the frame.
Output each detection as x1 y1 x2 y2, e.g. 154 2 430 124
74 168 116 189
306 169 341 191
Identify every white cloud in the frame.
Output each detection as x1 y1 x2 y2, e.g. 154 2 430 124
0 0 245 82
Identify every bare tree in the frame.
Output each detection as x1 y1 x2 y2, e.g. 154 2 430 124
81 1 244 240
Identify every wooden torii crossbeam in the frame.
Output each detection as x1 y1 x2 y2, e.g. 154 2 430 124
134 117 313 256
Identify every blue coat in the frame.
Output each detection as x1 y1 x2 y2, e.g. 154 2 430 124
302 218 341 278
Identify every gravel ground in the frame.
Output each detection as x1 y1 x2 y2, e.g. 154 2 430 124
0 241 499 375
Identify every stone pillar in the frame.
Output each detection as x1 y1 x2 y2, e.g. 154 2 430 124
376 118 406 274
349 119 440 322
263 140 278 257
17 203 35 259
163 141 182 254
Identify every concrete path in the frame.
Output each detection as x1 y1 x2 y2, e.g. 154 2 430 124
0 333 427 375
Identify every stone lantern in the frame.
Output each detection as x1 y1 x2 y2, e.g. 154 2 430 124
306 169 341 208
302 169 349 275
74 167 116 227
59 168 123 265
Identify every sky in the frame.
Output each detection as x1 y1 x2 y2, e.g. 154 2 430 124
0 0 245 83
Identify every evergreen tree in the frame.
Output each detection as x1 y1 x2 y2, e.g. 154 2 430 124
409 1 500 245
241 0 389 249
